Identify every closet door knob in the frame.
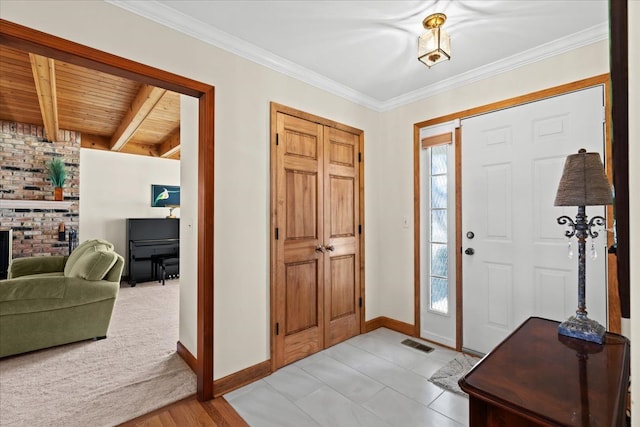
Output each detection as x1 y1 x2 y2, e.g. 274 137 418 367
315 245 326 253
325 245 335 252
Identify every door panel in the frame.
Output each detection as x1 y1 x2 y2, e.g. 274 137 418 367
285 170 318 239
285 260 319 335
275 112 324 367
329 176 355 237
462 86 607 354
324 127 360 347
330 255 356 319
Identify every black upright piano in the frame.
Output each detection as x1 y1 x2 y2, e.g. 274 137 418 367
126 218 179 286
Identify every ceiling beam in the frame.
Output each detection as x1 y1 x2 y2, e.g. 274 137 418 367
158 127 180 158
29 53 59 141
110 84 166 151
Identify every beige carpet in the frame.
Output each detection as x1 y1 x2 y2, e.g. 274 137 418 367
0 280 196 427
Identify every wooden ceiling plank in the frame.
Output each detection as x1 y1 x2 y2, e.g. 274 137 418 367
28 53 59 141
109 84 166 151
158 127 181 158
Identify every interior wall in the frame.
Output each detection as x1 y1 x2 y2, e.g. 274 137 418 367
179 95 198 355
0 0 382 380
628 0 638 420
375 40 611 324
79 149 180 269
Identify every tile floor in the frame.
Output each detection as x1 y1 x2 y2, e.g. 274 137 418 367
225 328 469 426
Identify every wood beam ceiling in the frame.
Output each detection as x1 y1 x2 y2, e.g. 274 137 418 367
159 128 180 158
29 53 59 141
110 84 167 152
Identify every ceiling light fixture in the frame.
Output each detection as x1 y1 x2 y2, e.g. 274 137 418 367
418 13 451 68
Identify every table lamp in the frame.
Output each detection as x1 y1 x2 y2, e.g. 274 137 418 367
554 149 612 344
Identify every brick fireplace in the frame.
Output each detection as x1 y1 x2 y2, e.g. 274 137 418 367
0 120 80 258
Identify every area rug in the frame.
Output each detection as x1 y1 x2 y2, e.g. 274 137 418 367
0 280 196 427
428 353 480 396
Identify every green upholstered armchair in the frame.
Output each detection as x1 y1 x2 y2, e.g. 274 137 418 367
0 239 124 358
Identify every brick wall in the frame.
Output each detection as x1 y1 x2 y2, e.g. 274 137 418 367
0 120 80 257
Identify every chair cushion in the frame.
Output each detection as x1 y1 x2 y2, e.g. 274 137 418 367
67 247 118 281
63 239 114 276
0 276 66 301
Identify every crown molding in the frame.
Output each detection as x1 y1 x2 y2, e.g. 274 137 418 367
379 23 609 111
106 0 382 110
107 1 608 113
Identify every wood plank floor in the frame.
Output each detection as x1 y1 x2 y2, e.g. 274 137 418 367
118 395 248 427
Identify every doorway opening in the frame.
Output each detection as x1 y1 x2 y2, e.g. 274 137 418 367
0 19 215 400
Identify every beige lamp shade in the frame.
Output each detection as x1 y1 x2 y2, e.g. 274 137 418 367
554 149 613 206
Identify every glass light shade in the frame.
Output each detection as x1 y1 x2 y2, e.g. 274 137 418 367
418 27 451 67
554 150 613 206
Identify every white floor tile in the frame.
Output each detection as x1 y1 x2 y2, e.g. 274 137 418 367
228 382 320 427
299 355 385 403
429 391 470 426
411 357 448 379
362 387 463 427
348 333 430 369
296 386 391 427
263 364 324 401
326 342 444 405
226 328 469 427
224 378 268 402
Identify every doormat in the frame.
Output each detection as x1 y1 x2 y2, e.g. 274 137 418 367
401 339 434 354
428 353 480 396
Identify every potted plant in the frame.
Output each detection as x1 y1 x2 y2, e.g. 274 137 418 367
47 158 66 201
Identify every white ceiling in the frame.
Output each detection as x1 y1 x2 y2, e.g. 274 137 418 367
110 0 609 111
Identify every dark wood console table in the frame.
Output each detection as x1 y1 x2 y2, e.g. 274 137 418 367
459 317 630 426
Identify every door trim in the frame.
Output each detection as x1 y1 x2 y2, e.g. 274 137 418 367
269 102 365 371
0 19 215 400
413 74 619 350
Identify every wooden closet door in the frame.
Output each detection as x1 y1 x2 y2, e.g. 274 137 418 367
323 127 361 346
274 112 325 367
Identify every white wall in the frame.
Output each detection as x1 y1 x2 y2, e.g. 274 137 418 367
629 1 638 422
179 96 199 355
79 149 180 264
0 0 382 379
374 41 611 324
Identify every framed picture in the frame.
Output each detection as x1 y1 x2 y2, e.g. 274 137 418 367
151 184 180 207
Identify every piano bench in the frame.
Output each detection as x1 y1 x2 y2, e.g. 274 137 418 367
157 257 179 286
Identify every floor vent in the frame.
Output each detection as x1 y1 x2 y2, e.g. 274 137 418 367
401 339 434 353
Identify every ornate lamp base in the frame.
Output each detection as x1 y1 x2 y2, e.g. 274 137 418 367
558 315 605 344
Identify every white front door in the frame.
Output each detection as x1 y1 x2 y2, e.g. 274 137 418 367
462 86 607 354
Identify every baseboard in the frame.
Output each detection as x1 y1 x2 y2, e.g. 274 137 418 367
419 331 456 349
176 341 197 374
212 359 272 398
365 316 416 336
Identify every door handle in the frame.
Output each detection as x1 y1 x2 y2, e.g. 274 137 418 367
464 248 475 255
315 245 326 253
325 244 335 252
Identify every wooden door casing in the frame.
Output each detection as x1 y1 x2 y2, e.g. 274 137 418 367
271 104 364 370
